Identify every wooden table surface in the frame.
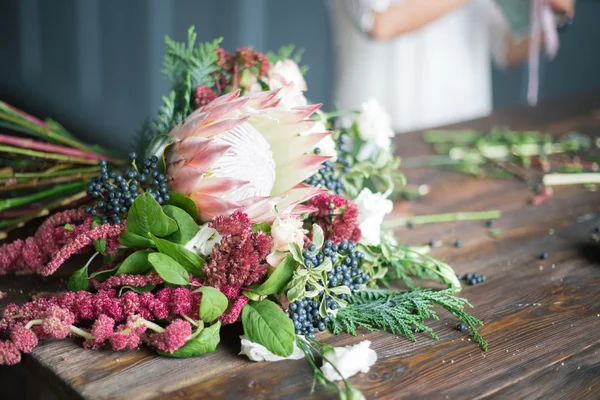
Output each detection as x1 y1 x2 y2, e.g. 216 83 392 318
2 92 600 399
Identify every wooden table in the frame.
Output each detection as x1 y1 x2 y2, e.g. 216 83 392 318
2 92 600 399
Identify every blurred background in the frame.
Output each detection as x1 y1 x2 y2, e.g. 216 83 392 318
0 0 599 148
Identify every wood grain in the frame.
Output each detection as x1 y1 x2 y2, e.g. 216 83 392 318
1 91 600 399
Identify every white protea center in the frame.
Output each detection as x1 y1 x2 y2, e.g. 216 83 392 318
166 89 333 221
209 123 276 201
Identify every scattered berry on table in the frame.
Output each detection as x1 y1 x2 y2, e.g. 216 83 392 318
457 322 468 332
540 252 549 260
455 239 462 248
486 219 495 228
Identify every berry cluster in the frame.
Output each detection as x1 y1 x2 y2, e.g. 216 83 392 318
306 131 353 195
85 154 169 224
456 272 486 286
287 240 368 338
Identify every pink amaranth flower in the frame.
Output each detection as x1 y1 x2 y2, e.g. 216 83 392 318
41 306 75 339
194 86 217 108
40 223 125 276
109 316 146 351
219 285 242 301
0 209 89 276
220 295 249 325
10 325 38 353
146 319 191 354
0 340 21 365
204 212 272 288
83 314 115 349
90 272 164 291
216 48 234 72
309 193 361 243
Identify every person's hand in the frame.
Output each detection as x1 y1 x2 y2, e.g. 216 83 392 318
550 0 575 17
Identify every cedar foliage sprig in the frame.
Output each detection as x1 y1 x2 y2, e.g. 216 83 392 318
266 44 308 75
132 27 222 152
330 289 487 351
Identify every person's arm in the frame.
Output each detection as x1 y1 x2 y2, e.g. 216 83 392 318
370 0 469 39
490 0 575 68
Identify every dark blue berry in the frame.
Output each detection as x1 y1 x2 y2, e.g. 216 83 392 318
308 243 316 252
455 240 462 248
457 322 467 332
540 252 548 260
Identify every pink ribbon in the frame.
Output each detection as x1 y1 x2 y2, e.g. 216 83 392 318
527 0 560 106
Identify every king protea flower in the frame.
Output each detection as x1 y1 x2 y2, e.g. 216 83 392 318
166 89 329 221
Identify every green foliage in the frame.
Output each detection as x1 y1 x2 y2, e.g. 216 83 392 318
159 321 221 358
198 287 228 323
330 289 487 351
358 239 461 289
266 44 308 74
241 300 296 357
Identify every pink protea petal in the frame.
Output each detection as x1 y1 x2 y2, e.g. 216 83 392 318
168 164 204 196
205 97 249 121
195 117 250 139
186 142 232 170
272 155 331 197
170 112 210 141
192 176 250 196
201 89 241 110
190 193 243 221
241 89 281 109
172 136 211 161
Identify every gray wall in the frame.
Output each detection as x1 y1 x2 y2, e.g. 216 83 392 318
1 0 599 150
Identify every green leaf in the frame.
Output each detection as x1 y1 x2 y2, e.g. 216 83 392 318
251 222 271 233
159 321 221 358
151 234 204 276
311 224 324 253
198 287 228 323
148 252 189 285
286 274 308 303
241 300 295 357
116 250 154 275
68 265 89 292
242 290 264 301
165 192 199 221
162 205 199 245
119 231 156 248
126 193 177 237
67 252 101 292
312 258 333 274
289 242 304 264
89 266 119 281
330 286 352 296
118 284 156 296
255 255 297 295
64 223 74 231
91 217 106 254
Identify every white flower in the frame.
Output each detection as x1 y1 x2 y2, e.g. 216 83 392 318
239 335 305 362
268 59 308 108
320 340 377 381
354 188 393 246
184 223 222 257
355 99 395 150
300 121 338 160
271 216 306 252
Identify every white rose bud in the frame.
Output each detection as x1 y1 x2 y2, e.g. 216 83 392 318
239 335 305 362
320 340 378 381
268 59 308 109
355 99 395 151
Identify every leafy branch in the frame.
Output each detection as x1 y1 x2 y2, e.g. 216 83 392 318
330 289 487 350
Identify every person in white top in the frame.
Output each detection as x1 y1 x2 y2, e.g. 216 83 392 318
328 0 575 133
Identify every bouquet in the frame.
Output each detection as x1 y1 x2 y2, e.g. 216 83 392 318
0 27 485 398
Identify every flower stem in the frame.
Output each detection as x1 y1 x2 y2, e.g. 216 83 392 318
0 166 100 180
25 319 43 330
142 319 166 333
70 325 94 340
0 134 117 163
0 144 99 165
542 173 600 186
0 181 88 212
0 173 97 192
383 210 501 228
